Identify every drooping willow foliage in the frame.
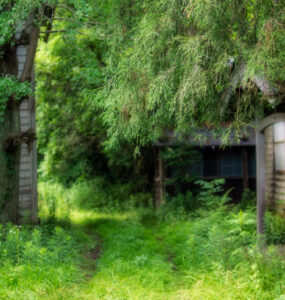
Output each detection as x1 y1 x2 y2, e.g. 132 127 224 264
1 0 284 150
90 0 284 148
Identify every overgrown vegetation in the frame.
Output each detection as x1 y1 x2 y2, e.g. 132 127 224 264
35 0 284 185
0 76 31 122
1 1 285 299
0 222 96 299
89 0 284 148
1 181 285 299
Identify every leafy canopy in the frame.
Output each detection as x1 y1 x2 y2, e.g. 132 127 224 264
89 0 284 148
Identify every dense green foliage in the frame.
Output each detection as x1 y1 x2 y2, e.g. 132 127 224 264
35 1 156 185
36 26 107 182
1 182 285 299
38 179 152 220
35 0 285 174
89 0 284 148
0 222 96 299
163 144 201 194
0 0 44 45
0 0 42 120
1 2 285 298
0 76 31 122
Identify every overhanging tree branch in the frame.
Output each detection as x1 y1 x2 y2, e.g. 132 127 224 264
40 29 94 37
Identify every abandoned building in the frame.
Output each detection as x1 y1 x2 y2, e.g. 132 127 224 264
154 116 285 233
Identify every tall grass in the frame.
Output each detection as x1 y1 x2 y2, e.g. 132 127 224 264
0 180 284 299
38 179 152 222
0 222 96 299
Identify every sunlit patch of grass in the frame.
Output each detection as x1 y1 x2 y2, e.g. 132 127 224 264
0 222 95 299
1 207 285 299
1 181 285 299
68 207 284 300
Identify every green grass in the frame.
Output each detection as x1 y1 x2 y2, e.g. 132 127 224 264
0 182 285 299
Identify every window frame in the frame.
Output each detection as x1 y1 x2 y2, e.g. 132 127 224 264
273 122 285 172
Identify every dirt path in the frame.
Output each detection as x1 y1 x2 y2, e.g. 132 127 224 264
82 232 103 278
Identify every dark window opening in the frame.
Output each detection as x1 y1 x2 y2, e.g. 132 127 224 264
221 152 242 176
248 149 256 176
203 150 219 177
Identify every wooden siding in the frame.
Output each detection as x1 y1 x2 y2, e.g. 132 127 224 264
265 125 285 217
16 16 38 223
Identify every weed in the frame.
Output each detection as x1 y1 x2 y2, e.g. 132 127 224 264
1 181 284 299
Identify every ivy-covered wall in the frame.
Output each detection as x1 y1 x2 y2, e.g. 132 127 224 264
0 2 40 223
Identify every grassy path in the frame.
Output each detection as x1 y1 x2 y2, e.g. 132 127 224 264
0 209 284 299
74 211 181 299
71 210 285 300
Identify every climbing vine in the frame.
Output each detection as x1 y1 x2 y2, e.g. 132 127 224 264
0 76 31 123
0 0 50 45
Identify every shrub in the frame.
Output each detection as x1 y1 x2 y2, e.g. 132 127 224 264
265 212 285 245
195 178 232 209
163 178 232 215
239 188 256 209
38 178 154 222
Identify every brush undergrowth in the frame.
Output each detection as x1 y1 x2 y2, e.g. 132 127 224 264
0 180 284 299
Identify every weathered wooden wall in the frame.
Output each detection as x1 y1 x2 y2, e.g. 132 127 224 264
16 14 38 223
264 124 285 217
265 126 274 209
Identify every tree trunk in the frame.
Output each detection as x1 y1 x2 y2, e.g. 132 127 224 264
0 12 39 224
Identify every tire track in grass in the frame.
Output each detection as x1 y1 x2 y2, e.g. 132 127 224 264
81 232 103 279
139 213 181 273
155 235 179 272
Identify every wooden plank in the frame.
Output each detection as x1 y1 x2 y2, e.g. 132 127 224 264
20 117 30 125
20 124 30 131
274 181 285 188
20 170 31 178
19 194 31 202
20 110 29 118
20 164 31 171
274 186 285 195
256 130 266 234
19 186 31 192
19 189 32 194
31 102 38 223
17 55 27 63
242 148 249 190
16 46 28 56
20 178 31 186
275 175 285 181
19 202 32 210
20 156 31 163
20 100 29 110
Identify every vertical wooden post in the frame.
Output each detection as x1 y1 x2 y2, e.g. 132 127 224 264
256 131 266 234
154 147 164 208
242 147 249 190
30 88 38 224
